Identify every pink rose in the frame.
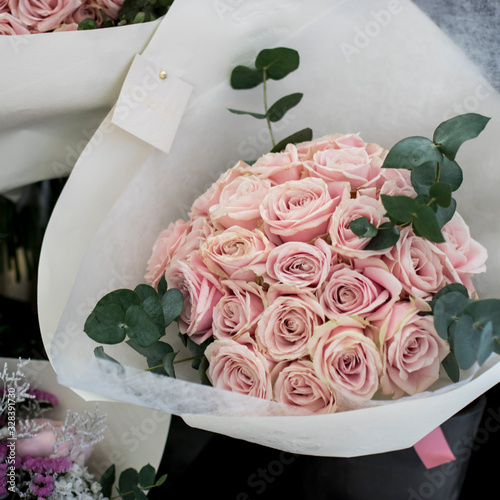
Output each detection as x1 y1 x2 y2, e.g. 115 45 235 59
10 0 82 32
265 237 334 291
212 280 266 340
437 212 487 280
271 359 337 414
66 0 104 25
255 284 324 361
383 227 462 300
305 147 384 191
0 0 9 12
200 226 274 281
173 216 214 263
251 144 307 184
205 338 273 400
208 174 272 231
329 194 390 259
0 12 30 34
16 419 93 465
309 317 382 402
295 133 366 161
378 167 413 194
260 177 340 244
94 0 123 19
145 219 190 288
374 300 449 398
317 259 402 322
165 254 222 344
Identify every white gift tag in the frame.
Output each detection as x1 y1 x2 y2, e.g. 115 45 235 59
111 53 193 154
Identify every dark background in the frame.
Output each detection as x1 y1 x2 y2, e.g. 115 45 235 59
1 1 499 499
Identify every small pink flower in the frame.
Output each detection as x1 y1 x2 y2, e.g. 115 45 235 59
205 338 273 400
271 359 337 414
260 177 340 244
265 237 334 291
374 299 449 398
309 317 382 402
255 284 324 361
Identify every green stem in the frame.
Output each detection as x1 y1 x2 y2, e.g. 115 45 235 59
109 485 156 500
145 355 201 372
262 68 276 148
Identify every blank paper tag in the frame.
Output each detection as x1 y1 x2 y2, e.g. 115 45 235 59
111 54 193 154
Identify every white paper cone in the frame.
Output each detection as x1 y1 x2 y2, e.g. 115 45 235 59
39 0 500 457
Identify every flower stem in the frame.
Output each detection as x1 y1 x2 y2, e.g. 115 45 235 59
262 68 276 148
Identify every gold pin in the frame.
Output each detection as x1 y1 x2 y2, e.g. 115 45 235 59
159 70 168 80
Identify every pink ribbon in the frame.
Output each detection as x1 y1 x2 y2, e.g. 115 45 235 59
413 426 456 469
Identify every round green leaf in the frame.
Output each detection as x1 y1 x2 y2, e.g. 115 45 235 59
230 66 263 89
125 305 162 348
118 468 139 500
157 276 168 298
442 352 460 383
364 222 400 250
452 314 481 370
349 217 378 238
99 465 116 499
435 198 457 228
429 283 469 312
429 182 453 208
433 113 491 160
267 93 303 122
96 289 141 311
477 321 495 366
84 304 127 344
381 195 418 224
134 284 157 302
433 291 472 339
138 464 156 489
162 288 184 327
464 299 500 329
412 205 445 243
255 47 300 80
411 158 462 195
141 295 166 332
270 127 313 153
382 136 443 170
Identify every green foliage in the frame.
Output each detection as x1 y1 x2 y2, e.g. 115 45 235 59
350 113 490 250
77 18 99 30
229 47 310 151
84 280 183 378
431 285 500 380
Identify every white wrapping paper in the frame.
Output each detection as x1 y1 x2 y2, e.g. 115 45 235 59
0 19 161 193
39 0 500 457
1 357 170 481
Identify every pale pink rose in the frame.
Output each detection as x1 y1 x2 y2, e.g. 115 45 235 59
0 0 8 12
66 0 103 25
212 280 266 340
295 133 365 161
16 419 93 465
309 317 382 402
255 284 324 361
165 254 222 344
265 237 334 291
271 359 337 414
329 194 390 259
189 183 218 219
209 174 272 231
173 216 214 263
374 300 449 398
145 219 190 288
53 21 77 30
318 259 402 322
260 177 340 244
251 144 307 184
0 12 30 34
377 167 413 193
200 226 274 281
383 227 463 300
305 147 384 191
94 0 123 19
10 0 82 33
205 338 273 400
437 212 487 280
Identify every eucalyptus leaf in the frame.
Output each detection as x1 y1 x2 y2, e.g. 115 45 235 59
228 108 267 119
435 198 457 228
382 136 442 170
255 47 300 80
99 465 116 499
411 159 462 195
163 351 178 378
433 291 473 339
429 182 453 208
433 113 491 160
118 468 139 500
138 464 156 489
127 339 175 375
84 304 127 345
230 66 263 89
77 18 99 30
270 127 313 153
381 195 418 224
349 217 378 238
155 474 168 487
412 205 445 243
134 284 157 302
442 352 460 383
452 314 481 370
464 299 500 330
125 305 162 348
132 486 149 500
141 295 166 332
364 222 400 250
157 276 168 298
477 321 495 366
161 288 184 327
96 289 141 311
267 93 303 122
429 283 469 312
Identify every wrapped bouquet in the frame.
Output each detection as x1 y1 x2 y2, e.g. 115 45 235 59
38 0 500 458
